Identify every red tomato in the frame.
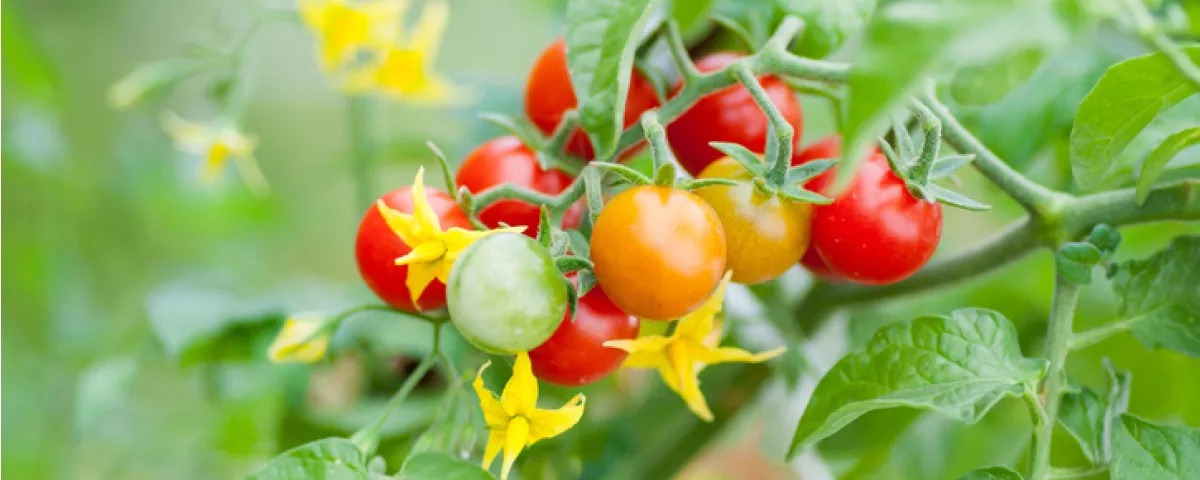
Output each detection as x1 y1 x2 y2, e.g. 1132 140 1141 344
666 52 803 176
807 153 943 285
355 187 473 311
455 136 582 235
529 281 639 386
524 38 661 160
793 135 846 278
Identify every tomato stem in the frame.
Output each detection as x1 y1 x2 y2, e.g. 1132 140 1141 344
1030 275 1080 480
730 63 793 186
657 20 700 84
351 324 441 457
907 96 941 191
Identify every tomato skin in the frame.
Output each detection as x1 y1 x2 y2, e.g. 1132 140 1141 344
455 136 583 235
695 158 812 285
447 233 568 354
591 186 727 320
355 187 473 311
808 154 943 285
524 38 661 160
529 281 639 386
666 52 803 177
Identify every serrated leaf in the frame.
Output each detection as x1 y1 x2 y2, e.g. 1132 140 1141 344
1057 363 1131 464
950 45 1045 106
926 183 991 211
554 255 594 275
787 159 837 185
1111 236 1200 357
398 452 494 480
565 0 658 159
1136 127 1200 205
779 0 875 59
955 466 1023 480
590 161 652 186
787 308 1046 457
479 112 544 151
779 185 832 205
245 438 369 480
1111 414 1200 479
1069 46 1200 190
930 154 977 179
1056 242 1104 285
710 142 767 177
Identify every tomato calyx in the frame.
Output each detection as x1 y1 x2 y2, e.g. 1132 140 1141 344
710 141 833 205
590 111 740 192
534 205 595 322
875 106 991 212
479 111 586 176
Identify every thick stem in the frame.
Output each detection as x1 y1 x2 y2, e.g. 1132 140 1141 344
1031 276 1081 480
1061 180 1200 239
348 96 379 212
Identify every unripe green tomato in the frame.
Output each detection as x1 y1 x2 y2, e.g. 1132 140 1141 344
447 233 567 354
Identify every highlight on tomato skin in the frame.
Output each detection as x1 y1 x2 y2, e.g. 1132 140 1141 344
454 135 583 236
355 186 473 312
529 281 639 387
666 52 804 177
523 37 661 160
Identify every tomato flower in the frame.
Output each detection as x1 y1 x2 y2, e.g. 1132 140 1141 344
162 112 267 192
604 272 784 421
267 313 332 363
297 0 401 69
375 167 522 306
473 352 585 480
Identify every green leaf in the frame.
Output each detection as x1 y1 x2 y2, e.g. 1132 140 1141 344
950 45 1046 106
1069 47 1200 190
398 452 494 480
1056 242 1104 285
779 0 875 59
839 0 1062 192
1136 127 1200 205
1111 236 1200 357
245 438 370 480
955 466 1023 480
1111 414 1200 479
787 308 1046 457
1057 363 1132 464
145 284 282 366
479 112 544 151
670 0 714 38
565 0 658 159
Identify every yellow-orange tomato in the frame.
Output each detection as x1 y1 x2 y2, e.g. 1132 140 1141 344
590 186 727 320
695 157 812 285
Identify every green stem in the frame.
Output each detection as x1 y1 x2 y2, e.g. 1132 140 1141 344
348 96 379 212
1031 275 1081 480
731 63 794 184
660 20 699 82
1070 317 1138 351
907 97 941 188
1060 179 1200 238
351 324 441 456
1121 0 1200 90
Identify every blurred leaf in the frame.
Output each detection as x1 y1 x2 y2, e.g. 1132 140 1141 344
1056 242 1104 285
145 284 283 366
108 59 210 110
956 466 1023 479
1057 364 1132 464
1111 236 1200 358
1136 126 1200 204
779 0 875 59
1068 46 1200 190
788 308 1047 455
245 438 369 480
399 452 494 479
1110 414 1200 479
711 0 785 49
950 45 1046 105
670 0 714 38
565 0 658 159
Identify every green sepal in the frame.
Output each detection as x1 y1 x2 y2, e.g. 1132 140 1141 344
550 231 571 257
564 277 580 323
576 268 597 298
567 229 591 256
778 185 832 205
680 178 739 190
929 154 976 179
555 255 594 275
710 142 767 177
926 183 991 211
426 142 458 197
1057 242 1104 285
891 113 917 160
787 159 837 185
877 138 908 180
479 112 545 151
582 167 605 233
591 161 652 186
536 206 553 249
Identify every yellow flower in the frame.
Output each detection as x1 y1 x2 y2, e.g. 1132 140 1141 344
162 112 267 192
268 313 332 363
605 272 784 421
376 167 522 306
297 0 402 69
473 353 585 480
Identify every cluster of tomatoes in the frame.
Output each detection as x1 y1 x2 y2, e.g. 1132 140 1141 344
354 38 944 387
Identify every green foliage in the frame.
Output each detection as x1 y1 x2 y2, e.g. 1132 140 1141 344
1069 47 1200 190
788 309 1047 455
950 46 1046 106
1056 363 1131 464
565 0 659 159
1111 414 1200 479
777 0 875 58
1056 242 1104 285
398 452 494 480
244 438 370 480
955 466 1023 480
1136 127 1200 204
1111 236 1200 357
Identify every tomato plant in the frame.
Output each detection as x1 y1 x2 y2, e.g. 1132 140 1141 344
455 135 583 234
356 186 473 311
529 280 639 386
590 185 726 320
666 52 803 176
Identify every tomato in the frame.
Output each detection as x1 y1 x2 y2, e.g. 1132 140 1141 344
666 52 803 176
807 153 943 285
529 280 639 386
455 136 583 235
590 186 726 320
447 233 568 354
792 135 883 279
524 38 661 160
695 158 812 285
356 187 472 311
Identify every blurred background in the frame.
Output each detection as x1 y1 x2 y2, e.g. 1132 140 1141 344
3 0 1198 479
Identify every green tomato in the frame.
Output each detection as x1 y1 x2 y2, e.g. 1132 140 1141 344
447 233 568 354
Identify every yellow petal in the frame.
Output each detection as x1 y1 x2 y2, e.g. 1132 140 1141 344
394 240 446 266
667 342 712 421
472 361 511 428
161 112 210 153
500 352 539 417
267 313 330 363
203 142 231 183
673 271 732 342
375 200 424 247
501 415 529 480
406 0 448 62
404 260 441 307
482 428 504 472
526 394 585 444
694 345 786 365
409 167 443 235
604 336 673 368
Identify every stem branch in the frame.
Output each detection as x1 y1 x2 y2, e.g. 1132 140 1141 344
1031 276 1081 480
